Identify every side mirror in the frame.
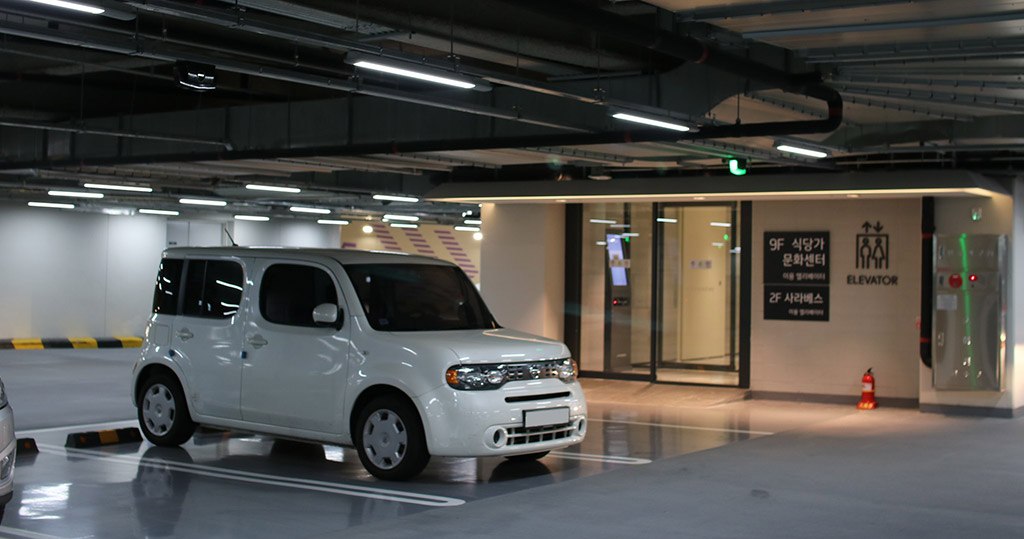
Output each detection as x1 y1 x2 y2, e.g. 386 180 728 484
312 303 344 329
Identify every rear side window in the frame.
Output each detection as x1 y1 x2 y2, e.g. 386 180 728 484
344 263 498 332
182 259 244 319
152 259 184 314
259 264 338 327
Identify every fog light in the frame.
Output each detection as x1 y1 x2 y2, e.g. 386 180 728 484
0 453 12 480
486 427 508 448
575 418 587 438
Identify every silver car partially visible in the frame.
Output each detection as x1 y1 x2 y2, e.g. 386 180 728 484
0 377 15 520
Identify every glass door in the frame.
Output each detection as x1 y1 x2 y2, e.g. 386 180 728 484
655 204 741 386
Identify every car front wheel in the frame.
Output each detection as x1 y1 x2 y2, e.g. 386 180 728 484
138 374 195 447
354 395 429 481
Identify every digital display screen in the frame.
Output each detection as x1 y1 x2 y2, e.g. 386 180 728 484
606 233 628 287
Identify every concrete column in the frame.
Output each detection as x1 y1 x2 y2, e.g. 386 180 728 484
479 203 565 341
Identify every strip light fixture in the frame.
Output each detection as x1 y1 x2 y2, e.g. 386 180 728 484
234 215 270 222
657 217 678 223
776 143 829 159
373 194 419 203
390 223 419 229
23 0 104 15
612 112 691 132
28 201 75 209
180 198 227 206
710 222 732 228
454 226 480 232
383 214 419 222
289 206 331 214
345 52 489 91
139 209 180 216
246 184 301 194
49 190 103 199
464 219 482 225
84 183 153 193
318 219 350 225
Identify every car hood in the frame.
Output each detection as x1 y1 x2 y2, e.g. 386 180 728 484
389 328 570 364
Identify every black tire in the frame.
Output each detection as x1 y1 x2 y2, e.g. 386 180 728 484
505 451 550 462
354 395 430 481
137 373 196 447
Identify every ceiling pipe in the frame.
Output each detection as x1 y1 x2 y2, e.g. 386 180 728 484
0 119 233 149
505 0 843 138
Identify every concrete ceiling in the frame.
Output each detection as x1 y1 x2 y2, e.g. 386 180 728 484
0 0 1022 223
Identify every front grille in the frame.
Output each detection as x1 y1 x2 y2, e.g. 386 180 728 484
507 423 575 446
505 391 571 403
505 360 564 381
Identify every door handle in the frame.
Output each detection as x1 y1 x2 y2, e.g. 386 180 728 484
176 328 194 341
248 334 269 349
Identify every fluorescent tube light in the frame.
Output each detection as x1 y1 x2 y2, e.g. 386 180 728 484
464 219 482 225
234 215 270 221
622 233 640 237
776 144 828 159
139 209 179 216
373 194 419 203
246 184 301 194
589 219 616 224
455 226 480 232
390 223 418 229
84 183 153 193
24 0 104 15
710 222 732 227
289 206 331 214
383 214 419 222
612 112 690 132
657 217 678 223
352 60 476 89
180 198 227 206
101 208 133 216
49 190 103 199
318 219 350 225
28 201 74 209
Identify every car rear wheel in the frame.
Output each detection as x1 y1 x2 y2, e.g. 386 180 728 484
355 395 429 481
138 374 195 446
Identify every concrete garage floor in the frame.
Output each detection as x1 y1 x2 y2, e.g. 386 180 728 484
0 349 1022 538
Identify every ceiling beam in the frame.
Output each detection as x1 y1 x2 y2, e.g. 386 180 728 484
678 0 938 21
743 10 1024 39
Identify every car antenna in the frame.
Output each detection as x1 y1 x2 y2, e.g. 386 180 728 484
223 225 239 247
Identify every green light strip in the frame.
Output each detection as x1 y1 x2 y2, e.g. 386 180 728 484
958 234 976 388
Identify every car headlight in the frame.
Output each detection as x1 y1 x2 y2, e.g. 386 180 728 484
446 365 508 390
0 377 7 409
445 358 578 390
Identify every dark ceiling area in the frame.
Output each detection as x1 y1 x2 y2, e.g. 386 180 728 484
1 0 1023 222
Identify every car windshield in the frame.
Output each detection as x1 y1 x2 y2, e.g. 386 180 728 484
344 263 499 331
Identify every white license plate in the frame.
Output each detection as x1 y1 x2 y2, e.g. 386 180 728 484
523 407 570 428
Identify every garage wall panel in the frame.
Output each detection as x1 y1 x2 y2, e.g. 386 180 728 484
751 198 921 401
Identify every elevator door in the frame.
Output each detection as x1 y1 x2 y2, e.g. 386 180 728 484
656 205 740 386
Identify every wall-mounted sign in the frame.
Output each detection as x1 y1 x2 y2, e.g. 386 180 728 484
847 221 899 286
763 231 829 284
764 231 830 321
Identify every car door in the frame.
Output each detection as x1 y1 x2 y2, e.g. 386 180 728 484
239 259 351 434
171 257 247 420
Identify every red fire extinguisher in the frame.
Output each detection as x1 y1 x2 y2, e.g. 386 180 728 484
857 368 877 409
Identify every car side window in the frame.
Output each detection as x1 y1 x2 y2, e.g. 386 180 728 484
152 258 184 314
181 259 244 319
259 263 338 327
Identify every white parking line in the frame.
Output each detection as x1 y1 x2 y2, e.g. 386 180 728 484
549 451 651 465
36 444 464 507
0 526 65 539
590 418 775 436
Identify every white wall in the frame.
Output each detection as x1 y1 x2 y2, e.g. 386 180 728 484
751 198 922 401
0 204 166 338
233 219 340 248
0 207 343 339
480 203 565 341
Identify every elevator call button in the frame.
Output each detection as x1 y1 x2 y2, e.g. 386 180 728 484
949 274 963 289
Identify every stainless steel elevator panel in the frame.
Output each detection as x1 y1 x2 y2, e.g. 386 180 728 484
933 234 1007 391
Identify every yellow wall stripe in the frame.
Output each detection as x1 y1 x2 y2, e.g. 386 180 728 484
115 336 143 348
69 338 98 349
11 338 43 350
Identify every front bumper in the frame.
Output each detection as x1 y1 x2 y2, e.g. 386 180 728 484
0 404 16 501
416 379 587 457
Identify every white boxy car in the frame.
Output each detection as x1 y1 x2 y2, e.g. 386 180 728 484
131 248 586 480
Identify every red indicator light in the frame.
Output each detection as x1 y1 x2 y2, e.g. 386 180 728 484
969 274 978 282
